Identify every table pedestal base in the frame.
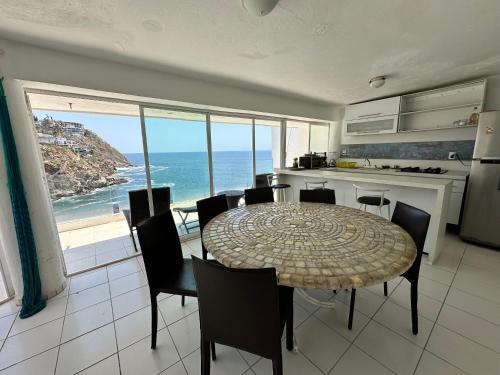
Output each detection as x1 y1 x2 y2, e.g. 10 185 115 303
296 288 337 309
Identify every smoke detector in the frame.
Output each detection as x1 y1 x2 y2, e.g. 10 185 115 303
369 76 386 88
242 0 280 16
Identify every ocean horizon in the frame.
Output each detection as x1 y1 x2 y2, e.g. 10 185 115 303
52 150 273 223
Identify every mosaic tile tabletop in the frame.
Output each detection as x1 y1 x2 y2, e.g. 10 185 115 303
202 202 416 289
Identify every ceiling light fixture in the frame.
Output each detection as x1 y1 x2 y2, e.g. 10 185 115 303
369 76 386 88
242 0 280 16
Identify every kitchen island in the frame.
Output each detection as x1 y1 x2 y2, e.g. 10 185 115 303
276 168 454 263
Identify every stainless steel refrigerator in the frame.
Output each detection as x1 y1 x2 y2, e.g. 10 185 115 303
460 111 500 248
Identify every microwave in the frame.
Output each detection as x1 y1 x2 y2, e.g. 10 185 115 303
299 154 325 169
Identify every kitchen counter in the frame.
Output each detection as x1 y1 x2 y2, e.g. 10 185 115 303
276 168 453 190
288 167 469 181
275 168 453 264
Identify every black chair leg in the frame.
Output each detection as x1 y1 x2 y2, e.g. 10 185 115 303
130 229 138 252
383 282 388 297
411 281 418 335
285 288 294 351
181 295 185 307
348 289 356 330
150 292 158 349
211 342 216 361
272 354 283 375
201 339 211 375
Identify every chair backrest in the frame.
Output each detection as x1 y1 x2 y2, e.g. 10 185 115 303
191 256 282 359
353 184 389 206
391 201 431 280
299 188 336 204
255 173 271 188
136 210 183 288
197 195 229 259
129 187 171 227
244 187 274 205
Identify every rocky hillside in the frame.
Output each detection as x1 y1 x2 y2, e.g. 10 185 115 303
40 128 131 200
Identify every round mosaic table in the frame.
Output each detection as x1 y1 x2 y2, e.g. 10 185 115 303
202 202 417 290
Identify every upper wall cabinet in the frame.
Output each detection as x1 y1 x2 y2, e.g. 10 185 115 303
398 80 486 132
345 96 401 135
345 96 401 121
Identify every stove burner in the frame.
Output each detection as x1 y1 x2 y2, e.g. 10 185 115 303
399 167 447 174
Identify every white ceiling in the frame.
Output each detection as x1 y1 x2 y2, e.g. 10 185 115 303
2 0 500 105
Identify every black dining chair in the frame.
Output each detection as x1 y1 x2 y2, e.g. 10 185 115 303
347 201 430 334
197 195 229 260
191 256 294 375
244 187 274 205
122 187 171 251
255 173 292 201
299 188 336 204
255 173 272 188
136 210 216 358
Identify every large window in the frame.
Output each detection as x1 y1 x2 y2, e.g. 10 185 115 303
143 108 210 235
29 94 144 274
285 121 330 167
255 119 282 174
26 90 331 277
211 116 253 193
144 108 210 205
310 123 330 154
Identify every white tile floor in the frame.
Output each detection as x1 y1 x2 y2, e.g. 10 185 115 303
60 217 200 275
59 220 138 275
1 233 500 374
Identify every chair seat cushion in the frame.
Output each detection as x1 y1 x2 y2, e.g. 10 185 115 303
271 184 291 189
357 196 390 206
173 206 198 213
153 259 198 297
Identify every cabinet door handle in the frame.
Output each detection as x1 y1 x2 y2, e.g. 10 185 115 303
358 113 382 118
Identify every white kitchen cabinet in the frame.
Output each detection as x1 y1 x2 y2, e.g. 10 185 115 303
398 80 486 133
346 96 401 121
345 97 401 135
345 115 399 135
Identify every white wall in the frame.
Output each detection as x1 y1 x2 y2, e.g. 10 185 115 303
0 38 339 121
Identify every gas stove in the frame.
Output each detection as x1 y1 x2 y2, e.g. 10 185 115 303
399 167 448 174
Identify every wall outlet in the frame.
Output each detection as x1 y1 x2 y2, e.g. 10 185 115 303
448 151 457 160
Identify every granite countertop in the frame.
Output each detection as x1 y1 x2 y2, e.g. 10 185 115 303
276 168 453 190
203 202 417 289
282 167 468 180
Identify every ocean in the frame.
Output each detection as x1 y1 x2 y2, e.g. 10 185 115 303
52 150 273 223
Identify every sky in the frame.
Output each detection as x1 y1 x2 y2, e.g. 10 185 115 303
34 111 272 153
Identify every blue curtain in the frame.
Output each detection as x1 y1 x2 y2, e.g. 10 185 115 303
0 79 46 318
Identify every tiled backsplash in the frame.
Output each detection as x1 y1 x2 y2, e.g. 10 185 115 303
340 140 475 160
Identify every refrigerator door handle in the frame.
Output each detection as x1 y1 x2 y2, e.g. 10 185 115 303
480 158 500 164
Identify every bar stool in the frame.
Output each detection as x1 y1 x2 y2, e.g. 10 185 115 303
267 174 292 202
304 179 328 190
353 184 391 218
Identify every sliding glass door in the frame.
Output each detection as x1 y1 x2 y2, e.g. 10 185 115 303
210 115 253 193
310 123 330 154
285 121 310 167
284 121 330 167
255 119 282 174
142 108 210 234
